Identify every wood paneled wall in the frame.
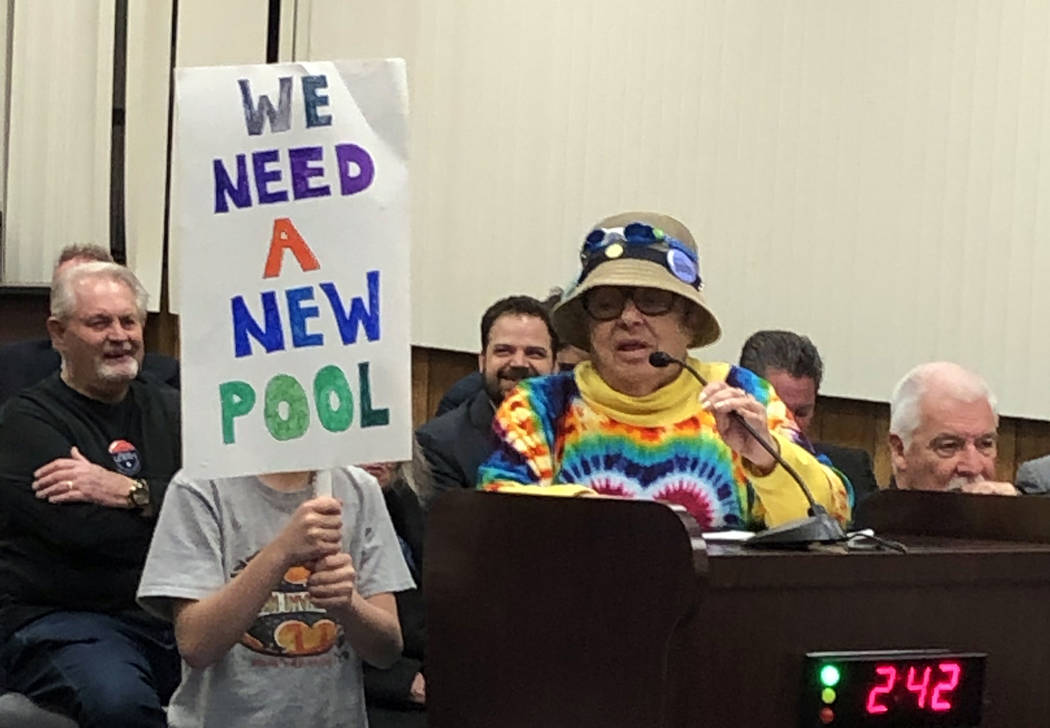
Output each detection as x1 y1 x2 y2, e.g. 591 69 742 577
0 291 49 344
2 295 1045 488
411 346 478 429
810 396 1050 486
0 291 180 356
410 347 1050 487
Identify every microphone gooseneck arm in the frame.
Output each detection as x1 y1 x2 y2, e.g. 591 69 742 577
648 350 822 513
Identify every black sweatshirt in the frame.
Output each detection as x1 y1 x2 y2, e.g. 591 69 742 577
0 373 180 639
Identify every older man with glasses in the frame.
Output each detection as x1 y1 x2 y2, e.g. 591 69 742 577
888 361 1018 495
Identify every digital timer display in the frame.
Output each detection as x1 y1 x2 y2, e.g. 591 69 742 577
801 650 986 727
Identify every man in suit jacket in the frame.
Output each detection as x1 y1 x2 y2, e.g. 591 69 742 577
814 442 878 500
416 296 557 495
432 287 588 418
739 330 880 504
1016 454 1050 494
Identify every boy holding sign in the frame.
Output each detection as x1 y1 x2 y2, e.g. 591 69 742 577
137 466 412 726
150 57 416 726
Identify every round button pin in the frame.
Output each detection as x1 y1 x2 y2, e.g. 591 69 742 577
667 248 697 283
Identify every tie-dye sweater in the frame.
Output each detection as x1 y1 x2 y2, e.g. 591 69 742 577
478 358 851 530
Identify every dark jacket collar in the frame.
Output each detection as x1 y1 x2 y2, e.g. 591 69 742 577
468 387 497 433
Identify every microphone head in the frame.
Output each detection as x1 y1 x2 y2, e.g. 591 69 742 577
649 351 675 368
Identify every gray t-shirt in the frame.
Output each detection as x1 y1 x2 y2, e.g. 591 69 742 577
137 467 415 728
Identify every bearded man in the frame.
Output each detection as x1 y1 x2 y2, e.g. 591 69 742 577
416 296 557 494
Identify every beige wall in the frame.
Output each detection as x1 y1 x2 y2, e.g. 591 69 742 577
2 0 1049 430
293 0 1050 420
0 0 268 309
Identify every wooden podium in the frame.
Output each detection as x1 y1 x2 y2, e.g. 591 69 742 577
425 490 1050 727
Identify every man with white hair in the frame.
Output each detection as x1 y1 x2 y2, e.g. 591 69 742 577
0 244 179 406
0 262 180 727
888 362 1017 495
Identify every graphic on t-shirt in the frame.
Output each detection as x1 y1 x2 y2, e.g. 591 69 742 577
233 558 344 658
107 439 142 476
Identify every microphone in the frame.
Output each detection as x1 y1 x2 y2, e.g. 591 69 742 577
649 351 846 547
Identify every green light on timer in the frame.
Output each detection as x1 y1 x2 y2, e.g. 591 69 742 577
820 664 841 688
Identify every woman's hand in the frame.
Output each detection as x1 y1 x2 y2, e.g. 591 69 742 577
700 382 778 473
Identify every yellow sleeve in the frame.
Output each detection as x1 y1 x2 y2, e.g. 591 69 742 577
483 483 596 497
748 432 852 527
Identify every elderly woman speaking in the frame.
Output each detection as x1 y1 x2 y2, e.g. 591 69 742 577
478 212 850 531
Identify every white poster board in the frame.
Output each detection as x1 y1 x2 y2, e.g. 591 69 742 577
174 59 411 479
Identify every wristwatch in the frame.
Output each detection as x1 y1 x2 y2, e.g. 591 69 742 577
127 478 151 509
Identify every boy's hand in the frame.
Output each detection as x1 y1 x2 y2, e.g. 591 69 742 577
274 497 343 566
410 672 426 704
307 552 357 611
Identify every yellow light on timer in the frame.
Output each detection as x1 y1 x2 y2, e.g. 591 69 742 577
819 664 840 705
817 664 840 725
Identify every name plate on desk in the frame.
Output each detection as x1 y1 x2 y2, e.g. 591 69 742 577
801 650 986 727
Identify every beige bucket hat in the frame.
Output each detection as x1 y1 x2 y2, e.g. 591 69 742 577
552 211 721 350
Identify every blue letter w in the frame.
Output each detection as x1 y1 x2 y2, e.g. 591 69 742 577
321 271 381 345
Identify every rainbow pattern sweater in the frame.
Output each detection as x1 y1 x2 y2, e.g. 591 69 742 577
478 359 851 530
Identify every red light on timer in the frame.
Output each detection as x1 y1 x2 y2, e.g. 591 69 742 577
865 661 963 715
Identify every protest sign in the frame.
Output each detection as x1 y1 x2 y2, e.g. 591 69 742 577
174 59 410 479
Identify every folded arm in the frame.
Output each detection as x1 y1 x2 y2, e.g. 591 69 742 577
0 407 156 550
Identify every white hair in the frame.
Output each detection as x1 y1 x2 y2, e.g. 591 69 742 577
889 361 999 447
50 261 148 322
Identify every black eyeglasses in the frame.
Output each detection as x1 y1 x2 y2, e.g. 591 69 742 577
582 286 676 321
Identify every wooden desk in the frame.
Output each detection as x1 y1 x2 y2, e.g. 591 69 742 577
692 538 1050 725
425 491 1050 727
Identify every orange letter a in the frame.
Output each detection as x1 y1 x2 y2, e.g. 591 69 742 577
263 218 320 278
